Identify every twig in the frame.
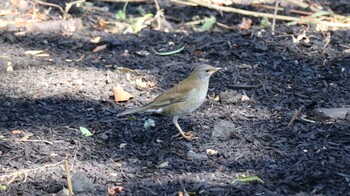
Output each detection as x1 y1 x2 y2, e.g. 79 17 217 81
34 0 70 19
287 107 301 128
281 0 321 12
1 160 64 186
252 4 312 16
65 0 85 13
180 0 299 21
174 0 350 28
271 0 279 35
64 159 73 196
13 139 53 145
171 0 198 6
153 0 162 30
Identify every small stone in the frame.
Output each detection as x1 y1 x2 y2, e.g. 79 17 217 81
219 90 241 104
72 172 94 193
212 120 237 140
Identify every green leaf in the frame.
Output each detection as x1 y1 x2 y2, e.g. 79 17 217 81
0 185 7 191
115 2 128 21
260 17 271 28
79 127 93 137
131 13 153 33
152 44 186 56
115 10 126 20
143 118 155 129
200 16 216 31
236 175 264 184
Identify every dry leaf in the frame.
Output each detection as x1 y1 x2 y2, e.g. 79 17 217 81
136 50 150 56
119 143 127 148
238 18 252 30
241 94 250 101
112 84 134 102
7 65 13 72
147 81 156 87
214 95 220 102
35 53 50 57
97 18 108 29
25 50 44 55
158 161 169 168
93 44 107 53
90 36 101 43
11 130 24 134
108 186 123 195
135 78 148 89
206 149 219 155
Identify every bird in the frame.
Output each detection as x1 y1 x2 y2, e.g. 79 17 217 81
117 63 221 140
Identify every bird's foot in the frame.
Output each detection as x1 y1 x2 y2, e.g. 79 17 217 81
172 131 198 141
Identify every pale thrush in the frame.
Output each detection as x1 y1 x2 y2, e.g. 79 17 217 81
117 64 221 140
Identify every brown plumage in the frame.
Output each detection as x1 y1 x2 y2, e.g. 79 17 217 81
118 64 221 140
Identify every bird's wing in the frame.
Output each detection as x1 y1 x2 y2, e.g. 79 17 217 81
147 83 196 108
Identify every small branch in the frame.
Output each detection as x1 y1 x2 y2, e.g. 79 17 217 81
287 107 301 128
177 0 350 28
153 0 162 30
64 159 74 196
182 0 300 22
35 0 70 19
13 139 53 145
65 0 85 13
271 0 279 35
1 160 64 186
252 4 313 16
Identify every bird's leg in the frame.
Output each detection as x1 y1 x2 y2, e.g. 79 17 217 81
172 116 197 140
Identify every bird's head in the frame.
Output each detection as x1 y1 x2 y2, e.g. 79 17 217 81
192 64 221 81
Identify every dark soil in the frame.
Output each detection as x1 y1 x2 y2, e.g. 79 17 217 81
0 1 349 195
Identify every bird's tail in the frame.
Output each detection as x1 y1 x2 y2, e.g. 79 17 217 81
117 106 148 117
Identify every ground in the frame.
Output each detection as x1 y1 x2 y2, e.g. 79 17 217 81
0 1 350 195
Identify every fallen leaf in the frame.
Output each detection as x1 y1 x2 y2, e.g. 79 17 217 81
206 149 219 155
11 130 24 134
158 161 169 168
120 50 130 57
93 44 107 53
147 81 156 87
24 50 44 55
236 175 264 184
108 186 123 195
119 143 127 148
35 53 50 57
112 84 134 102
238 17 252 30
90 36 101 43
214 95 220 102
152 44 186 56
136 50 150 56
135 78 148 88
79 127 93 137
241 94 250 101
6 65 13 72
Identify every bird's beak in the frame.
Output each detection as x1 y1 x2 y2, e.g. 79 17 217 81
211 67 221 73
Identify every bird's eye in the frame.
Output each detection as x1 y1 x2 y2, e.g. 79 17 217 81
205 70 210 73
